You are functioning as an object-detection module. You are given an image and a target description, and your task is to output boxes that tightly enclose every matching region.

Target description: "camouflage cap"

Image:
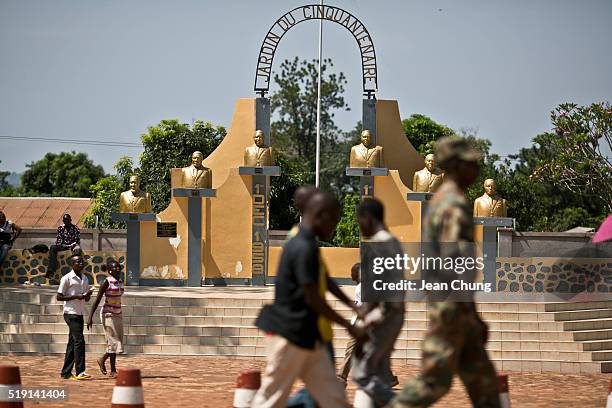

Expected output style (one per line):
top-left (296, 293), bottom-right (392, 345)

top-left (434, 136), bottom-right (482, 168)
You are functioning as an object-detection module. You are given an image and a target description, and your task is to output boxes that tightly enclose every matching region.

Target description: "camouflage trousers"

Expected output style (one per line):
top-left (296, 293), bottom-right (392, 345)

top-left (390, 302), bottom-right (500, 408)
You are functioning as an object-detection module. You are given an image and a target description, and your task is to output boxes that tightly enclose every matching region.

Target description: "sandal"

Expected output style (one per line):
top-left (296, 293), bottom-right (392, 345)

top-left (109, 371), bottom-right (117, 378)
top-left (97, 357), bottom-right (107, 375)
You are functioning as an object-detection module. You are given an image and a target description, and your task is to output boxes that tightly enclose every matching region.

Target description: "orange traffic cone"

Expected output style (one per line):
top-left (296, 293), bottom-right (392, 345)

top-left (0, 365), bottom-right (23, 408)
top-left (606, 378), bottom-right (612, 408)
top-left (498, 373), bottom-right (510, 408)
top-left (233, 369), bottom-right (260, 408)
top-left (111, 368), bottom-right (145, 408)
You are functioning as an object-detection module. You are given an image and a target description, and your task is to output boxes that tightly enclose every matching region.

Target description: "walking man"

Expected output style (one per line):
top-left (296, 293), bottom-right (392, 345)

top-left (57, 255), bottom-right (93, 380)
top-left (252, 191), bottom-right (366, 408)
top-left (46, 214), bottom-right (82, 280)
top-left (352, 198), bottom-right (404, 407)
top-left (0, 210), bottom-right (22, 271)
top-left (390, 137), bottom-right (500, 407)
top-left (337, 262), bottom-right (362, 385)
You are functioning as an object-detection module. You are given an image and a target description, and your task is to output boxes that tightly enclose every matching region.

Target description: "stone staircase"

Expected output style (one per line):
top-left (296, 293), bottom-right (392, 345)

top-left (0, 287), bottom-right (610, 373)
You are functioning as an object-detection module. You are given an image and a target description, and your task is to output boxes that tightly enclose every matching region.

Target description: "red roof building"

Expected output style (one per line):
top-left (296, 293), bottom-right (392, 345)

top-left (0, 197), bottom-right (93, 228)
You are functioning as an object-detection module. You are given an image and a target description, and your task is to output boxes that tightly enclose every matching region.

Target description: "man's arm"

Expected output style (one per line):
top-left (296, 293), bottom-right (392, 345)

top-left (87, 280), bottom-right (108, 329)
top-left (326, 275), bottom-right (356, 310)
top-left (74, 227), bottom-right (81, 248)
top-left (57, 292), bottom-right (84, 302)
top-left (303, 284), bottom-right (366, 341)
top-left (10, 223), bottom-right (22, 244)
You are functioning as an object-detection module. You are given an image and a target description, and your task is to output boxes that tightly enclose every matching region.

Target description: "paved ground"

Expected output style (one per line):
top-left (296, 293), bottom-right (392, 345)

top-left (1, 354), bottom-right (608, 407)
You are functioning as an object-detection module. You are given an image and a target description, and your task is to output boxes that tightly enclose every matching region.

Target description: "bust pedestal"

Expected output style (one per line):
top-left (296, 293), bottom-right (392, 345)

top-left (345, 167), bottom-right (389, 199)
top-left (111, 212), bottom-right (156, 286)
top-left (239, 166), bottom-right (281, 286)
top-left (474, 217), bottom-right (514, 291)
top-left (171, 188), bottom-right (216, 287)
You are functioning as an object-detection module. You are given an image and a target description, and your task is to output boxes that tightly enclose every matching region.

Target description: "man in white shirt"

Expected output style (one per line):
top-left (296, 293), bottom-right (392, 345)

top-left (57, 255), bottom-right (93, 380)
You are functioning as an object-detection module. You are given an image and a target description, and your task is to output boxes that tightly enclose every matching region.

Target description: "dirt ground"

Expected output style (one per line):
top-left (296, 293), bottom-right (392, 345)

top-left (0, 354), bottom-right (608, 407)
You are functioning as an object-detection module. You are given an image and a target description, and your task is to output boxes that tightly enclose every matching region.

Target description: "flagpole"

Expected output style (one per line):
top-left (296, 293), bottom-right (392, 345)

top-left (315, 0), bottom-right (323, 188)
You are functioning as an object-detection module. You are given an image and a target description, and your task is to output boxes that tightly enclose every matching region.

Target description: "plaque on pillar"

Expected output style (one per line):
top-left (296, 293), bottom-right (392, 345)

top-left (239, 166), bottom-right (281, 176)
top-left (475, 217), bottom-right (515, 292)
top-left (345, 167), bottom-right (389, 177)
top-left (406, 192), bottom-right (433, 202)
top-left (172, 188), bottom-right (217, 198)
top-left (474, 217), bottom-right (514, 228)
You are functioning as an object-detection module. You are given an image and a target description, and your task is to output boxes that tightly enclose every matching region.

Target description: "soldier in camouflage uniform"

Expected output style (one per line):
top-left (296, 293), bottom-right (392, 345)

top-left (390, 137), bottom-right (501, 408)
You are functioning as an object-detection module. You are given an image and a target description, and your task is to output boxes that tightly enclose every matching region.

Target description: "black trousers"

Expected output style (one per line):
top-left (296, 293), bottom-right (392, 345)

top-left (48, 245), bottom-right (82, 274)
top-left (61, 314), bottom-right (86, 377)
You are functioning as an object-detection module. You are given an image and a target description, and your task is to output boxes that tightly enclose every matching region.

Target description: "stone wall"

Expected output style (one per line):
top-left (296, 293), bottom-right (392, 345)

top-left (496, 257), bottom-right (612, 293)
top-left (12, 228), bottom-right (126, 252)
top-left (498, 230), bottom-right (595, 257)
top-left (0, 249), bottom-right (126, 286)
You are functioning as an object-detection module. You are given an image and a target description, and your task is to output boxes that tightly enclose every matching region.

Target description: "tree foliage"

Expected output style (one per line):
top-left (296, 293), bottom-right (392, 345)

top-left (531, 102), bottom-right (611, 212)
top-left (271, 57), bottom-right (349, 167)
top-left (269, 151), bottom-right (311, 230)
top-left (139, 120), bottom-right (225, 213)
top-left (0, 161), bottom-right (16, 196)
top-left (20, 152), bottom-right (104, 197)
top-left (83, 157), bottom-right (135, 229)
top-left (332, 193), bottom-right (360, 247)
top-left (402, 114), bottom-right (454, 155)
top-left (268, 57), bottom-right (358, 237)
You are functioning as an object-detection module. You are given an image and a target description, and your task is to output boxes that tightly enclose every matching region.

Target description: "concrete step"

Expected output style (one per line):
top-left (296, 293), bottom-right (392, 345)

top-left (564, 318), bottom-right (612, 331)
top-left (573, 328), bottom-right (612, 341)
top-left (553, 309), bottom-right (612, 322)
top-left (0, 332), bottom-right (586, 356)
top-left (581, 339), bottom-right (612, 351)
top-left (545, 301), bottom-right (612, 313)
top-left (591, 351), bottom-right (612, 361)
top-left (600, 361), bottom-right (612, 373)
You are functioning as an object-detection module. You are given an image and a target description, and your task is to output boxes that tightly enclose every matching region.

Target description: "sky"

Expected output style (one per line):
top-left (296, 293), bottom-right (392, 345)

top-left (1, 0), bottom-right (611, 174)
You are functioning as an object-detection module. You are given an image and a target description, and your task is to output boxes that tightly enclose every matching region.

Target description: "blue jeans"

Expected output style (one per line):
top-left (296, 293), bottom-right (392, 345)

top-left (0, 243), bottom-right (11, 270)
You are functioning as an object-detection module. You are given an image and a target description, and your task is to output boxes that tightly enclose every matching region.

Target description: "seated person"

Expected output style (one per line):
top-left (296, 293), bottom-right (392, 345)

top-left (0, 210), bottom-right (22, 271)
top-left (46, 214), bottom-right (82, 280)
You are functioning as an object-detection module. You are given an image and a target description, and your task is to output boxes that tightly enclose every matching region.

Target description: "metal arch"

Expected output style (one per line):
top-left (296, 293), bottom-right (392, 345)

top-left (254, 5), bottom-right (378, 98)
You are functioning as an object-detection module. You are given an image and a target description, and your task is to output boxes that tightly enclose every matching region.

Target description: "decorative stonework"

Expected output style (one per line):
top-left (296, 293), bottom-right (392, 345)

top-left (0, 249), bottom-right (126, 286)
top-left (496, 257), bottom-right (612, 293)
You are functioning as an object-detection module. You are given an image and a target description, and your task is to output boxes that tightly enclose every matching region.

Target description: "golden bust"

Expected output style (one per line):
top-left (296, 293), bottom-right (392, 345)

top-left (349, 130), bottom-right (384, 168)
top-left (244, 130), bottom-right (274, 167)
top-left (473, 178), bottom-right (507, 217)
top-left (119, 175), bottom-right (152, 213)
top-left (412, 153), bottom-right (444, 193)
top-left (180, 151), bottom-right (212, 189)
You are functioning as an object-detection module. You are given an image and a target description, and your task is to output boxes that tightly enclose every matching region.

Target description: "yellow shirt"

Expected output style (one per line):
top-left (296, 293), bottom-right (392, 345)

top-left (317, 261), bottom-right (333, 343)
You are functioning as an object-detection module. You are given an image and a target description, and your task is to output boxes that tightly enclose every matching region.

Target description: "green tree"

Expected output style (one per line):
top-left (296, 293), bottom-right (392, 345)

top-left (83, 177), bottom-right (124, 229)
top-left (139, 120), bottom-right (225, 213)
top-left (402, 114), bottom-right (454, 155)
top-left (20, 152), bottom-right (105, 197)
top-left (269, 57), bottom-right (356, 232)
top-left (271, 57), bottom-right (349, 169)
top-left (532, 102), bottom-right (612, 213)
top-left (0, 161), bottom-right (16, 196)
top-left (332, 193), bottom-right (360, 247)
top-left (269, 152), bottom-right (311, 230)
top-left (83, 157), bottom-right (135, 229)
